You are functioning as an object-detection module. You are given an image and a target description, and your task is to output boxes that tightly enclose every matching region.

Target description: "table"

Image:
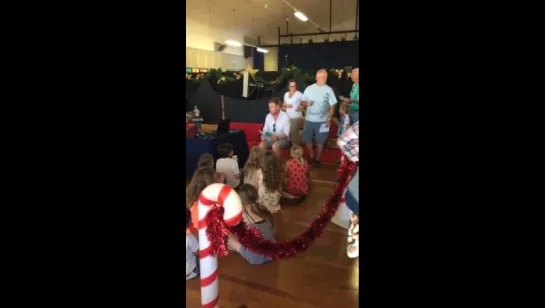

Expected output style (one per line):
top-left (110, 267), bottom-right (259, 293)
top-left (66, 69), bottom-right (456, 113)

top-left (185, 130), bottom-right (250, 179)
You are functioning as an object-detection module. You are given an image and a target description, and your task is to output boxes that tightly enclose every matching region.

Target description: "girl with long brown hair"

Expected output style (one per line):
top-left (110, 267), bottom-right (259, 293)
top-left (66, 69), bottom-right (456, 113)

top-left (243, 146), bottom-right (262, 188)
top-left (256, 151), bottom-right (297, 212)
top-left (197, 153), bottom-right (226, 183)
top-left (256, 151), bottom-right (282, 213)
top-left (186, 167), bottom-right (216, 234)
top-left (227, 184), bottom-right (275, 265)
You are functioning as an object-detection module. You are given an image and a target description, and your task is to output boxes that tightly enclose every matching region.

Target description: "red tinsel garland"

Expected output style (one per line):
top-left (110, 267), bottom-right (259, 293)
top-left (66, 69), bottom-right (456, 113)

top-left (205, 156), bottom-right (357, 259)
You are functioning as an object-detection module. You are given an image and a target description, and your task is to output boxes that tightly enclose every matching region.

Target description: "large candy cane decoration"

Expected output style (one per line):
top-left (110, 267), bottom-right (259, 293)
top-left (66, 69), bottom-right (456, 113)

top-left (198, 183), bottom-right (243, 308)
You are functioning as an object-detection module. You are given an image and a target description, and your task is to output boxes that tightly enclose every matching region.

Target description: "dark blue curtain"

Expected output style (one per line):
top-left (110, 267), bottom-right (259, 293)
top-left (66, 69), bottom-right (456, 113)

top-left (254, 52), bottom-right (264, 71)
top-left (278, 41), bottom-right (359, 70)
top-left (223, 97), bottom-right (269, 123)
top-left (187, 80), bottom-right (222, 124)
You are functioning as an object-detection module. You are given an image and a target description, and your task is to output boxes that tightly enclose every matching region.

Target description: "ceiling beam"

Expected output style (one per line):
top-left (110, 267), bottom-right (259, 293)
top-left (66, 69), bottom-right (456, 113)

top-left (329, 0), bottom-right (332, 32)
top-left (258, 40), bottom-right (357, 48)
top-left (279, 30), bottom-right (358, 38)
top-left (355, 0), bottom-right (359, 38)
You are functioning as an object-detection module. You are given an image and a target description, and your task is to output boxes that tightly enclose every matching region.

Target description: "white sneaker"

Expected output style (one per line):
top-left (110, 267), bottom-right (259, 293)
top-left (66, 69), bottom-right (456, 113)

top-left (347, 213), bottom-right (359, 258)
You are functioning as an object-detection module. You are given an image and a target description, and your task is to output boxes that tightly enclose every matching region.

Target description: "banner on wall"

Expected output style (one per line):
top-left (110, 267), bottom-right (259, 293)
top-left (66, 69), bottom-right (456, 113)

top-left (186, 67), bottom-right (211, 73)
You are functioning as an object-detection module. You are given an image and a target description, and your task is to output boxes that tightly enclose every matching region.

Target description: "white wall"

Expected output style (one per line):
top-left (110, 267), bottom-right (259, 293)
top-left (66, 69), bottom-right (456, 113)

top-left (186, 17), bottom-right (254, 70)
top-left (186, 47), bottom-right (252, 71)
top-left (186, 17), bottom-right (244, 56)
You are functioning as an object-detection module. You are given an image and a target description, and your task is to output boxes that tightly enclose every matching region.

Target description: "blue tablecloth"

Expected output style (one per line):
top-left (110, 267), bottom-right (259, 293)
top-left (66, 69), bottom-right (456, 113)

top-left (186, 130), bottom-right (249, 179)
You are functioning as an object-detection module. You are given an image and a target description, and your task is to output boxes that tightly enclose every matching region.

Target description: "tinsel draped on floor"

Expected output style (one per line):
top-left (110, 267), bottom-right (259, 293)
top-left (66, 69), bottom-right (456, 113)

top-left (205, 156), bottom-right (357, 259)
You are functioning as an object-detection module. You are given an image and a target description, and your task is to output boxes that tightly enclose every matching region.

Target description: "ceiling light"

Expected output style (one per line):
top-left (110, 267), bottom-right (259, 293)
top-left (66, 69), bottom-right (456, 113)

top-left (225, 40), bottom-right (242, 47)
top-left (256, 48), bottom-right (268, 53)
top-left (294, 11), bottom-right (308, 22)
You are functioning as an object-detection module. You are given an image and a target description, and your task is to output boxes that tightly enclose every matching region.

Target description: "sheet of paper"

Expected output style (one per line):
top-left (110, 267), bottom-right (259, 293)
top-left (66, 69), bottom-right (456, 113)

top-left (319, 123), bottom-right (330, 133)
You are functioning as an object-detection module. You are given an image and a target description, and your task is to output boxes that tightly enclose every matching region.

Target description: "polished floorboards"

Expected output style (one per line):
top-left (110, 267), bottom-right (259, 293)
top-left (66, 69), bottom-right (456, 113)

top-left (186, 163), bottom-right (359, 308)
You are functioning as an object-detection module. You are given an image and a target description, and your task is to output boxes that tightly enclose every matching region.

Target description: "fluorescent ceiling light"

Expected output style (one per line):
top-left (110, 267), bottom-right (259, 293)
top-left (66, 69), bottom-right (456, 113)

top-left (225, 40), bottom-right (242, 47)
top-left (256, 48), bottom-right (268, 53)
top-left (294, 11), bottom-right (308, 22)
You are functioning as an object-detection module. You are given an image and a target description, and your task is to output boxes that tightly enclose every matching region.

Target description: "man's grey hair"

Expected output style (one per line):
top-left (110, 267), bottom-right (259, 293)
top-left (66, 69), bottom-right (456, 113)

top-left (316, 69), bottom-right (328, 75)
top-left (352, 68), bottom-right (359, 73)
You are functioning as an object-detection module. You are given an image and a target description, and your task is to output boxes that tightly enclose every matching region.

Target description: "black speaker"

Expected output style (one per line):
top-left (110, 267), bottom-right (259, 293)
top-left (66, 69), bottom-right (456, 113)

top-left (243, 46), bottom-right (254, 59)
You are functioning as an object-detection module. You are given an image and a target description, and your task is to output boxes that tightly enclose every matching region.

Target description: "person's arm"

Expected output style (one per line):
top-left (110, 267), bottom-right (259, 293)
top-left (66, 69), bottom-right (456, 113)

top-left (232, 162), bottom-right (241, 179)
top-left (326, 88), bottom-right (338, 126)
top-left (260, 117), bottom-right (269, 140)
top-left (216, 172), bottom-right (226, 183)
top-left (283, 161), bottom-right (289, 178)
top-left (188, 234), bottom-right (199, 256)
top-left (300, 88), bottom-right (313, 107)
top-left (351, 93), bottom-right (360, 105)
top-left (276, 118), bottom-right (291, 140)
top-left (344, 115), bottom-right (350, 131)
top-left (256, 169), bottom-right (262, 187)
top-left (290, 92), bottom-right (301, 110)
top-left (273, 118), bottom-right (290, 140)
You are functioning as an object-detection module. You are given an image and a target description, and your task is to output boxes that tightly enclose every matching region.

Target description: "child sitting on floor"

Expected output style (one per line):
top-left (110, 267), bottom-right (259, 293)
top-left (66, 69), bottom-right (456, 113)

top-left (256, 152), bottom-right (297, 212)
top-left (243, 146), bottom-right (262, 188)
top-left (197, 153), bottom-right (226, 183)
top-left (186, 167), bottom-right (217, 235)
top-left (282, 145), bottom-right (309, 200)
top-left (215, 143), bottom-right (241, 188)
top-left (227, 184), bottom-right (274, 265)
top-left (186, 207), bottom-right (200, 280)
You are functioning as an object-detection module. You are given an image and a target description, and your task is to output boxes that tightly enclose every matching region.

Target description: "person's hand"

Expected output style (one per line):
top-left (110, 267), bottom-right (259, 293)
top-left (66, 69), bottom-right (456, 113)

top-left (307, 100), bottom-right (313, 106)
top-left (227, 233), bottom-right (240, 251)
top-left (296, 106), bottom-right (303, 112)
top-left (259, 130), bottom-right (265, 140)
top-left (286, 104), bottom-right (293, 109)
top-left (325, 119), bottom-right (331, 127)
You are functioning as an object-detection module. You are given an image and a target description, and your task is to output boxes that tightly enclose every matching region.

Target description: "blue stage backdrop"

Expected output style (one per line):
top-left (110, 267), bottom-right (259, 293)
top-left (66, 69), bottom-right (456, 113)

top-left (223, 97), bottom-right (269, 124)
top-left (254, 41), bottom-right (359, 71)
top-left (187, 80), bottom-right (222, 125)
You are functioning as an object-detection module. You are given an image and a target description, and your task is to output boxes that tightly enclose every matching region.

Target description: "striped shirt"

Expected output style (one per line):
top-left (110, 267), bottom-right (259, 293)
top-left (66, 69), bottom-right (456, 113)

top-left (239, 221), bottom-right (275, 265)
top-left (337, 121), bottom-right (359, 161)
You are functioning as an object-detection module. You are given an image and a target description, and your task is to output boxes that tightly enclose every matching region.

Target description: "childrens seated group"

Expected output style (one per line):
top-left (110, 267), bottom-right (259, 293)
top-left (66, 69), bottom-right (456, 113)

top-left (185, 142), bottom-right (310, 279)
top-left (185, 121), bottom-right (360, 281)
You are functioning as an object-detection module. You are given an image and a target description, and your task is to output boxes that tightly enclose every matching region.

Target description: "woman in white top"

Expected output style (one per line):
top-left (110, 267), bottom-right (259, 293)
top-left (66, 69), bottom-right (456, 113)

top-left (283, 79), bottom-right (304, 145)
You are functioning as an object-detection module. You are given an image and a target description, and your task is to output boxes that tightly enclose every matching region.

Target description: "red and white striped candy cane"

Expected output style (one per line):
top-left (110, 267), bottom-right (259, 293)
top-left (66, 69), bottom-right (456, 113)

top-left (198, 183), bottom-right (243, 308)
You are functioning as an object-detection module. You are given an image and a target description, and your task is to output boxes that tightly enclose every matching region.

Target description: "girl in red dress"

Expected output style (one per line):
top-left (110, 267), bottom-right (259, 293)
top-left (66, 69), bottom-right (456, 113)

top-left (283, 145), bottom-right (309, 199)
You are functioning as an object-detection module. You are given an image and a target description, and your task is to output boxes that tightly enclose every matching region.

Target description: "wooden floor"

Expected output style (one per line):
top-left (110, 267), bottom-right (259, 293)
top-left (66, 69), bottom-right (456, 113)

top-left (186, 163), bottom-right (359, 308)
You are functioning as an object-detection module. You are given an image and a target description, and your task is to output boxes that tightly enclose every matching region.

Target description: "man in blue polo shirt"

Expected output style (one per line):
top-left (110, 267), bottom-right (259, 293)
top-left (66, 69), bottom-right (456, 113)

top-left (300, 69), bottom-right (338, 167)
